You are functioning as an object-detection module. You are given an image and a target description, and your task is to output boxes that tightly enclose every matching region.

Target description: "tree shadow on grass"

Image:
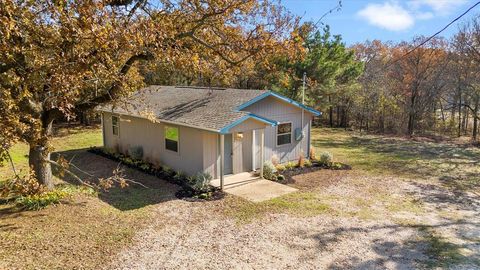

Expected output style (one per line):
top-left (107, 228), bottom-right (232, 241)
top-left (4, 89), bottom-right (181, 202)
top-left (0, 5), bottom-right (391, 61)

top-left (313, 133), bottom-right (480, 193)
top-left (297, 220), bottom-right (480, 269)
top-left (52, 149), bottom-right (178, 211)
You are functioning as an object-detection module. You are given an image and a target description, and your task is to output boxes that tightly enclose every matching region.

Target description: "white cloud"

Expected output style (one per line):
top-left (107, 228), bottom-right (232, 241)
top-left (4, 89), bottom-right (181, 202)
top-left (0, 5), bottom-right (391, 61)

top-left (415, 11), bottom-right (434, 20)
top-left (408, 0), bottom-right (468, 15)
top-left (357, 2), bottom-right (415, 31)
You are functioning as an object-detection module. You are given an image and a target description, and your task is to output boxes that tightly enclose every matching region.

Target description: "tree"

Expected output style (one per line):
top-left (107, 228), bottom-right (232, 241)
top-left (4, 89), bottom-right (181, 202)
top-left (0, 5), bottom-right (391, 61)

top-left (389, 37), bottom-right (449, 136)
top-left (262, 24), bottom-right (363, 126)
top-left (0, 0), bottom-right (294, 189)
top-left (454, 16), bottom-right (480, 141)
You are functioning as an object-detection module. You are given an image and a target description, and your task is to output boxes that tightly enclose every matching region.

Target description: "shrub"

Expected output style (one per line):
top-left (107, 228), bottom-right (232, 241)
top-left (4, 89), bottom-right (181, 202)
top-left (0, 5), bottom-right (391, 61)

top-left (275, 164), bottom-right (286, 172)
top-left (262, 161), bottom-right (277, 180)
top-left (319, 152), bottom-right (333, 166)
top-left (16, 190), bottom-right (68, 210)
top-left (276, 175), bottom-right (285, 181)
top-left (129, 146), bottom-right (143, 159)
top-left (309, 147), bottom-right (316, 160)
top-left (304, 159), bottom-right (313, 167)
top-left (271, 154), bottom-right (279, 166)
top-left (162, 166), bottom-right (174, 177)
top-left (173, 171), bottom-right (187, 184)
top-left (285, 161), bottom-right (296, 170)
top-left (190, 172), bottom-right (212, 193)
top-left (139, 163), bottom-right (151, 172)
top-left (297, 154), bottom-right (305, 168)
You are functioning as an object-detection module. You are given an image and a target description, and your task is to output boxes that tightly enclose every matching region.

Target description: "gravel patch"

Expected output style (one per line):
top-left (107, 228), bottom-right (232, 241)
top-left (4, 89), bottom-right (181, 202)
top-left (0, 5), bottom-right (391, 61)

top-left (107, 170), bottom-right (479, 270)
top-left (109, 199), bottom-right (426, 269)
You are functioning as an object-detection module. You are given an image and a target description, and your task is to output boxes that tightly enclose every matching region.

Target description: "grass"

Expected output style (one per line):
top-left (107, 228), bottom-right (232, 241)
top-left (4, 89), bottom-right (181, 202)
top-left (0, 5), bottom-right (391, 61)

top-left (1, 125), bottom-right (478, 269)
top-left (0, 196), bottom-right (152, 269)
top-left (0, 125), bottom-right (102, 180)
top-left (223, 192), bottom-right (334, 224)
top-left (311, 128), bottom-right (480, 191)
top-left (416, 225), bottom-right (473, 268)
top-left (0, 125), bottom-right (167, 269)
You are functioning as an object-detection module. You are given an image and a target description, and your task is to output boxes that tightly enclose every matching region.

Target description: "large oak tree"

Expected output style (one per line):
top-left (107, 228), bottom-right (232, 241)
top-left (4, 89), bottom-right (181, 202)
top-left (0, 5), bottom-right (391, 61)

top-left (0, 0), bottom-right (294, 188)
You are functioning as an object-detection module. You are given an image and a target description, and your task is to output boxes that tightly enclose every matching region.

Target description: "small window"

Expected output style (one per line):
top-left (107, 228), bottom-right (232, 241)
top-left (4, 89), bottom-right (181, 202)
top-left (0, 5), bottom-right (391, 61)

top-left (165, 126), bottom-right (179, 152)
top-left (276, 123), bottom-right (292, 146)
top-left (112, 115), bottom-right (119, 136)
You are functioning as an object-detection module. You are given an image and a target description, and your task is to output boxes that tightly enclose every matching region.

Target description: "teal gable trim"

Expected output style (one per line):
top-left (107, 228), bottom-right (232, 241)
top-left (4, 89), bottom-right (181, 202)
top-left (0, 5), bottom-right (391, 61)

top-left (219, 113), bottom-right (277, 134)
top-left (236, 91), bottom-right (322, 116)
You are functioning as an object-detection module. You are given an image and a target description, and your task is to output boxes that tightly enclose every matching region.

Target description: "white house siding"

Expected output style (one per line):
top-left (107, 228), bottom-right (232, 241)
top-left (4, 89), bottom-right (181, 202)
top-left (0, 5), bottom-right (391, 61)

top-left (228, 118), bottom-right (267, 133)
top-left (102, 112), bottom-right (204, 176)
top-left (202, 132), bottom-right (219, 178)
top-left (244, 96), bottom-right (313, 164)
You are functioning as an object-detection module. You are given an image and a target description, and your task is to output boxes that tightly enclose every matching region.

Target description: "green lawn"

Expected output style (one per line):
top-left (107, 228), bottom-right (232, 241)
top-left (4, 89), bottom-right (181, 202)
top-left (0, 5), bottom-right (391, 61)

top-left (0, 125), bottom-right (103, 180)
top-left (311, 128), bottom-right (480, 191)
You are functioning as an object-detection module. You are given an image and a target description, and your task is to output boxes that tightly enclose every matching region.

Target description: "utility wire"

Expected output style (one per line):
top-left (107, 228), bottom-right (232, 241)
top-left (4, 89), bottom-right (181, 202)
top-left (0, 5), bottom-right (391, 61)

top-left (385, 0), bottom-right (480, 68)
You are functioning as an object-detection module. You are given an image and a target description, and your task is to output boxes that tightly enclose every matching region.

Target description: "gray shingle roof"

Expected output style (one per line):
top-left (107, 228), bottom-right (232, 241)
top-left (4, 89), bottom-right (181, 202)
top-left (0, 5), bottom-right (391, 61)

top-left (98, 85), bottom-right (268, 131)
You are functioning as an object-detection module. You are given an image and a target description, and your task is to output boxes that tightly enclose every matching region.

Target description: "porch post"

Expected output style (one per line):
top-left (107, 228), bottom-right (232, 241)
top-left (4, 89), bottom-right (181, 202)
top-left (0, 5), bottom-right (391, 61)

top-left (220, 134), bottom-right (225, 190)
top-left (260, 128), bottom-right (265, 179)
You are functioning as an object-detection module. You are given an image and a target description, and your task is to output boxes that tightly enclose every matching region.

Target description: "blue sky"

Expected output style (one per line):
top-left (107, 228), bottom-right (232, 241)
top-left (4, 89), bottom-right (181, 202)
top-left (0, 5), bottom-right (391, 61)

top-left (282, 0), bottom-right (479, 45)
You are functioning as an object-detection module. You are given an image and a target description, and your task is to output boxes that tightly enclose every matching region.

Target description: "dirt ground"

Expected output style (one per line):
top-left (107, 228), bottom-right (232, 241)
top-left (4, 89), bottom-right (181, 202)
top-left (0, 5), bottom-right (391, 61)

top-left (108, 169), bottom-right (480, 270)
top-left (2, 128), bottom-right (479, 269)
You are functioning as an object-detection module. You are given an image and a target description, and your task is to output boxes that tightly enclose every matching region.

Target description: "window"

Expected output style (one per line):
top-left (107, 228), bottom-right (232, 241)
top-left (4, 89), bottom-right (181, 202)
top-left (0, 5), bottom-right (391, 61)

top-left (112, 115), bottom-right (119, 136)
top-left (276, 122), bottom-right (292, 146)
top-left (165, 126), bottom-right (179, 152)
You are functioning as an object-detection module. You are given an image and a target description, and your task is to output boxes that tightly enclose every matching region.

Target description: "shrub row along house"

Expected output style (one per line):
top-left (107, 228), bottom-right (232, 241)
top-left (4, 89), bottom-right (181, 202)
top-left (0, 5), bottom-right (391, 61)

top-left (97, 86), bottom-right (320, 188)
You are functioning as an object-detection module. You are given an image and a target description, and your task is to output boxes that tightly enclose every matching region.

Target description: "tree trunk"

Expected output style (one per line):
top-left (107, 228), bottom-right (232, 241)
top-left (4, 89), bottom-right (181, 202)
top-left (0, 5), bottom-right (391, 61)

top-left (407, 94), bottom-right (416, 137)
top-left (473, 97), bottom-right (479, 142)
top-left (336, 106), bottom-right (340, 127)
top-left (29, 145), bottom-right (54, 190)
top-left (458, 93), bottom-right (462, 137)
top-left (328, 96), bottom-right (333, 128)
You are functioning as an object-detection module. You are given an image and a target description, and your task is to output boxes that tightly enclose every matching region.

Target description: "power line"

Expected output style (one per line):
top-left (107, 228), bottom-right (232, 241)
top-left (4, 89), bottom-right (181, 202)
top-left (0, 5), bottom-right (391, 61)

top-left (385, 0), bottom-right (480, 68)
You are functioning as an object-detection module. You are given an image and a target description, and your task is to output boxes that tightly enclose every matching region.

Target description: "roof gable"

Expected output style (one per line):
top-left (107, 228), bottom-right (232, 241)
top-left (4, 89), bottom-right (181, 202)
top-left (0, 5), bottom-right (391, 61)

top-left (236, 91), bottom-right (321, 116)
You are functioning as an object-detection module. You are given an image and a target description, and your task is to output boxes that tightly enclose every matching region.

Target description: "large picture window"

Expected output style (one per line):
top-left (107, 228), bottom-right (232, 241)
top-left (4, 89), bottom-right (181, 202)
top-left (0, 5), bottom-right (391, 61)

top-left (276, 122), bottom-right (292, 146)
top-left (165, 126), bottom-right (179, 152)
top-left (112, 115), bottom-right (119, 136)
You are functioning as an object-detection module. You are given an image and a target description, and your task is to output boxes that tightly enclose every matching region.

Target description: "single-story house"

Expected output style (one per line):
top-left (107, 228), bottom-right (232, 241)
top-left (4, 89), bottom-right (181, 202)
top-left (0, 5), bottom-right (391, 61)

top-left (98, 85), bottom-right (320, 187)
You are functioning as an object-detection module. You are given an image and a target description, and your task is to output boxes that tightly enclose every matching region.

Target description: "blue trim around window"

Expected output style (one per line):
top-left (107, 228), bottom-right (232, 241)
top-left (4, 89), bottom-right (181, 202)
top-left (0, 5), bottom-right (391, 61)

top-left (236, 91), bottom-right (322, 116)
top-left (219, 113), bottom-right (278, 134)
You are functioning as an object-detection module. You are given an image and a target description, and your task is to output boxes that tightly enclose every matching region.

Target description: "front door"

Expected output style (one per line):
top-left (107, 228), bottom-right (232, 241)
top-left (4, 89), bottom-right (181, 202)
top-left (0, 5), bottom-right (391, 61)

top-left (224, 134), bottom-right (233, 174)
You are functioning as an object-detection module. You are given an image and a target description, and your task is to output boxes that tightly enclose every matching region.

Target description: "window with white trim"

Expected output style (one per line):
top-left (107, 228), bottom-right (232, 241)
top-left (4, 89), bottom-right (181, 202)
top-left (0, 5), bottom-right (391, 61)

top-left (165, 126), bottom-right (179, 152)
top-left (112, 115), bottom-right (119, 136)
top-left (276, 122), bottom-right (292, 146)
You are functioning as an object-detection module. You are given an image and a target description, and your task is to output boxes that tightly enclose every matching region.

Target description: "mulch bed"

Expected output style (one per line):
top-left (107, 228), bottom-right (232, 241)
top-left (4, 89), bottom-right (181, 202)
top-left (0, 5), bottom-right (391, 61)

top-left (278, 162), bottom-right (351, 185)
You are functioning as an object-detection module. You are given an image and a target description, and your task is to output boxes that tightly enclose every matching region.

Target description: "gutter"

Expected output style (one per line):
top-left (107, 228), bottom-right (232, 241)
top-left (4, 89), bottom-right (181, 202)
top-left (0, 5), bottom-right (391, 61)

top-left (96, 109), bottom-right (220, 133)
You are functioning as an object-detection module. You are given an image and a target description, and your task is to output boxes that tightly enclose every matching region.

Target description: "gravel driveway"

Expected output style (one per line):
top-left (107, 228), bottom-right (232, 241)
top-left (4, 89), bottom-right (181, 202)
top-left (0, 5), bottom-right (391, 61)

top-left (109, 199), bottom-right (425, 270)
top-left (106, 167), bottom-right (480, 270)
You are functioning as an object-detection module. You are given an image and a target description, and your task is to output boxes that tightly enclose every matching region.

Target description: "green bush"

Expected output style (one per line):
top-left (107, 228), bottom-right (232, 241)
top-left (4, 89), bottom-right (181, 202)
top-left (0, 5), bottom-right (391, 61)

top-left (173, 171), bottom-right (187, 183)
top-left (285, 161), bottom-right (297, 170)
top-left (16, 190), bottom-right (68, 210)
top-left (15, 185), bottom-right (95, 211)
top-left (304, 159), bottom-right (313, 167)
top-left (129, 146), bottom-right (143, 159)
top-left (162, 166), bottom-right (174, 177)
top-left (275, 164), bottom-right (286, 172)
top-left (263, 161), bottom-right (277, 180)
top-left (189, 172), bottom-right (212, 193)
top-left (319, 152), bottom-right (333, 166)
top-left (276, 175), bottom-right (285, 181)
